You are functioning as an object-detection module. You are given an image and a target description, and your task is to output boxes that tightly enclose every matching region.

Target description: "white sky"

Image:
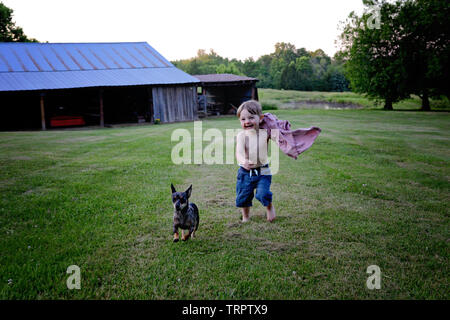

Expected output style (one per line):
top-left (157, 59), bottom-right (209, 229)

top-left (3, 0), bottom-right (365, 61)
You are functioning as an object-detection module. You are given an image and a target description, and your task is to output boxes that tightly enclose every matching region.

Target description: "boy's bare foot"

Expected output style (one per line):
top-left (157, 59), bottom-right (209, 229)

top-left (266, 203), bottom-right (276, 222)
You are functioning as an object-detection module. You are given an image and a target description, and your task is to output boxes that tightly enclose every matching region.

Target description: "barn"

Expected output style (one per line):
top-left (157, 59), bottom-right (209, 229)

top-left (0, 42), bottom-right (200, 130)
top-left (193, 74), bottom-right (259, 117)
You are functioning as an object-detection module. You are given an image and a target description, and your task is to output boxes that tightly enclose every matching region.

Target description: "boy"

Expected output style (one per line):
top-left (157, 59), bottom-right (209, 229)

top-left (235, 100), bottom-right (276, 222)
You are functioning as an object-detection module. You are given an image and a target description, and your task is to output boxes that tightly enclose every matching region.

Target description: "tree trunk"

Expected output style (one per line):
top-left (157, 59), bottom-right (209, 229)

top-left (384, 98), bottom-right (393, 110)
top-left (421, 90), bottom-right (430, 111)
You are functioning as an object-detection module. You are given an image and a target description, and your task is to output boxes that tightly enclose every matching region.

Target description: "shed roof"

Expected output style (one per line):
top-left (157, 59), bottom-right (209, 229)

top-left (0, 42), bottom-right (199, 91)
top-left (193, 74), bottom-right (258, 84)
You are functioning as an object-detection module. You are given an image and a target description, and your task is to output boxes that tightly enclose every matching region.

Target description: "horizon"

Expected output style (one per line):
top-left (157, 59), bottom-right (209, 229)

top-left (2, 0), bottom-right (366, 61)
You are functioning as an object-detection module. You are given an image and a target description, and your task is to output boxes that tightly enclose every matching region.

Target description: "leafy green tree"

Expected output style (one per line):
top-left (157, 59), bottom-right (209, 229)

top-left (253, 54), bottom-right (273, 88)
top-left (340, 0), bottom-right (449, 110)
top-left (339, 0), bottom-right (409, 110)
top-left (270, 57), bottom-right (287, 89)
top-left (273, 42), bottom-right (299, 62)
top-left (215, 62), bottom-right (242, 75)
top-left (326, 63), bottom-right (350, 92)
top-left (309, 50), bottom-right (332, 91)
top-left (0, 2), bottom-right (37, 42)
top-left (295, 56), bottom-right (314, 91)
top-left (280, 61), bottom-right (297, 90)
top-left (241, 57), bottom-right (259, 78)
top-left (397, 0), bottom-right (450, 110)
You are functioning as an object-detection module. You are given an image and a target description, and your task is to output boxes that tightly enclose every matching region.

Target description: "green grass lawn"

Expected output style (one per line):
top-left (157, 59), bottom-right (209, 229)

top-left (1, 109), bottom-right (449, 299)
top-left (259, 88), bottom-right (450, 110)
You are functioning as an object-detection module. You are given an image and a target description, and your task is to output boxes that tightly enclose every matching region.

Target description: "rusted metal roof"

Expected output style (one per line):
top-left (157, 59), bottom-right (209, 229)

top-left (0, 42), bottom-right (199, 91)
top-left (193, 73), bottom-right (258, 83)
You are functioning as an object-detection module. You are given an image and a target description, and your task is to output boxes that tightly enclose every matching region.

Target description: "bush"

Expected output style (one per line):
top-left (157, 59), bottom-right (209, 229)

top-left (262, 103), bottom-right (278, 111)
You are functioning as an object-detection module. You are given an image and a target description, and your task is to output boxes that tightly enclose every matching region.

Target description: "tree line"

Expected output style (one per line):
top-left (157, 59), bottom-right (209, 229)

top-left (2, 0), bottom-right (448, 110)
top-left (174, 0), bottom-right (449, 110)
top-left (172, 44), bottom-right (350, 92)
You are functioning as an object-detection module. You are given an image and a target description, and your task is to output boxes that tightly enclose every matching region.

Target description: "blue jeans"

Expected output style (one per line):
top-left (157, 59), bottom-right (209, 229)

top-left (235, 167), bottom-right (272, 207)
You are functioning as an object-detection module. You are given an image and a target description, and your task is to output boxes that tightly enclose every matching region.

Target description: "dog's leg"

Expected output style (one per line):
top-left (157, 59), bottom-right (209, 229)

top-left (173, 226), bottom-right (179, 242)
top-left (182, 230), bottom-right (191, 241)
top-left (187, 226), bottom-right (196, 240)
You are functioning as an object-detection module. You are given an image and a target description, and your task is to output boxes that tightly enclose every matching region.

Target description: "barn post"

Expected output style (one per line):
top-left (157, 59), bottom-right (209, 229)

top-left (147, 87), bottom-right (153, 122)
top-left (99, 88), bottom-right (104, 127)
top-left (251, 86), bottom-right (258, 101)
top-left (40, 92), bottom-right (46, 130)
top-left (202, 87), bottom-right (207, 117)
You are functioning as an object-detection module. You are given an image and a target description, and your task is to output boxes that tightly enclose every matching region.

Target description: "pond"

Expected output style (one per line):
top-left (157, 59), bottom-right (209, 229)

top-left (281, 100), bottom-right (363, 110)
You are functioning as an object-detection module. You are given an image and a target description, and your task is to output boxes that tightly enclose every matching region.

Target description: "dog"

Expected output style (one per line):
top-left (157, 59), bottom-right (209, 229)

top-left (171, 184), bottom-right (199, 242)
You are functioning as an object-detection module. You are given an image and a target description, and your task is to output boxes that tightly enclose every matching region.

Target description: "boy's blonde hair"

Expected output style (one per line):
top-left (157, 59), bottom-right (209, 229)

top-left (236, 100), bottom-right (262, 117)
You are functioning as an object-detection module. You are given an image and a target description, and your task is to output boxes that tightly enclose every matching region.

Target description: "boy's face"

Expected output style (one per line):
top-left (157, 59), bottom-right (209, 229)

top-left (239, 109), bottom-right (264, 130)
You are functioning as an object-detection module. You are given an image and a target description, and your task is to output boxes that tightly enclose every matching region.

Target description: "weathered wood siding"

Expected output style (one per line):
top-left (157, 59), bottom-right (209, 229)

top-left (152, 86), bottom-right (197, 123)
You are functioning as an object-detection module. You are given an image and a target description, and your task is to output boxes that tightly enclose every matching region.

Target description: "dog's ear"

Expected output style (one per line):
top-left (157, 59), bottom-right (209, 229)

top-left (171, 183), bottom-right (176, 194)
top-left (185, 184), bottom-right (192, 198)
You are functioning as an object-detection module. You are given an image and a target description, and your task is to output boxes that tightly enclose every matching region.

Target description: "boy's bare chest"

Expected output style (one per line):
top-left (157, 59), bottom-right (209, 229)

top-left (243, 131), bottom-right (269, 158)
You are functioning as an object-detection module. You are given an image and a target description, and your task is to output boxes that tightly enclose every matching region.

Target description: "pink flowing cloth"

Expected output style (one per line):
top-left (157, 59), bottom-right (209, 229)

top-left (260, 113), bottom-right (321, 160)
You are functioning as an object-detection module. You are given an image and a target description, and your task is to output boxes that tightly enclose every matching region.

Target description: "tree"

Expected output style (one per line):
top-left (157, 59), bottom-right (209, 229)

top-left (241, 57), bottom-right (259, 78)
top-left (309, 50), bottom-right (332, 91)
top-left (339, 0), bottom-right (409, 110)
top-left (273, 42), bottom-right (299, 62)
top-left (215, 62), bottom-right (242, 75)
top-left (254, 54), bottom-right (273, 88)
top-left (0, 2), bottom-right (37, 42)
top-left (295, 56), bottom-right (314, 91)
top-left (339, 0), bottom-right (449, 110)
top-left (325, 63), bottom-right (350, 92)
top-left (397, 0), bottom-right (450, 110)
top-left (280, 61), bottom-right (298, 90)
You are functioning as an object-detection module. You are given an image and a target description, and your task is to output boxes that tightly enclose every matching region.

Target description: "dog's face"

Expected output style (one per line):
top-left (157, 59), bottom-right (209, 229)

top-left (171, 184), bottom-right (192, 212)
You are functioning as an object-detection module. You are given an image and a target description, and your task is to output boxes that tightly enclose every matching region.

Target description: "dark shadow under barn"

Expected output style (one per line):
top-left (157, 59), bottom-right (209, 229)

top-left (0, 84), bottom-right (198, 130)
top-left (193, 74), bottom-right (259, 117)
top-left (1, 86), bottom-right (151, 130)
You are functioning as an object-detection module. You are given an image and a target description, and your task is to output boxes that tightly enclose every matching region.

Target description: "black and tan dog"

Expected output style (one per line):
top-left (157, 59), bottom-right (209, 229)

top-left (171, 184), bottom-right (199, 242)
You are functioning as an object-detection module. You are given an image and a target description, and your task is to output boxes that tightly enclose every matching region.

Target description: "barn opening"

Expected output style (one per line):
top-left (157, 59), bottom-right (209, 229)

top-left (193, 74), bottom-right (259, 117)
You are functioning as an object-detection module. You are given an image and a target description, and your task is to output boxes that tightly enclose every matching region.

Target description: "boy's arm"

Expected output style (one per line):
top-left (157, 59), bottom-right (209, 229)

top-left (236, 132), bottom-right (252, 170)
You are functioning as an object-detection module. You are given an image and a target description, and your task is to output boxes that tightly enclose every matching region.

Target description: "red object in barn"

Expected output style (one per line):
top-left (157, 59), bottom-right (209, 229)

top-left (50, 115), bottom-right (86, 127)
